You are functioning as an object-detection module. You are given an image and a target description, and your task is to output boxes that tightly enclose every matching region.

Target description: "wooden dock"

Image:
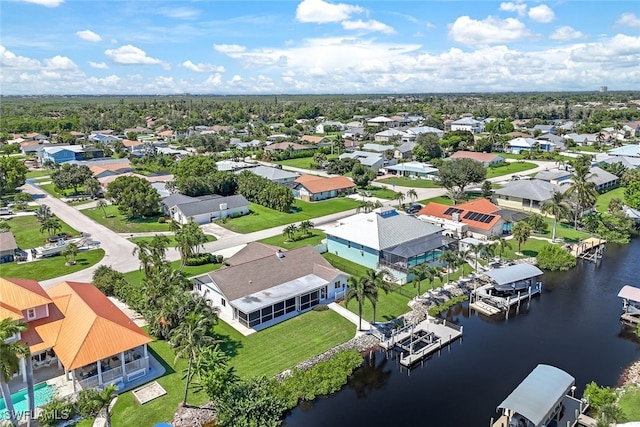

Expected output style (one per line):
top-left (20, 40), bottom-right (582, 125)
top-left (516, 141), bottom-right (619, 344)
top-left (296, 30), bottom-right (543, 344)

top-left (569, 238), bottom-right (606, 261)
top-left (470, 282), bottom-right (542, 318)
top-left (621, 312), bottom-right (640, 326)
top-left (379, 318), bottom-right (463, 367)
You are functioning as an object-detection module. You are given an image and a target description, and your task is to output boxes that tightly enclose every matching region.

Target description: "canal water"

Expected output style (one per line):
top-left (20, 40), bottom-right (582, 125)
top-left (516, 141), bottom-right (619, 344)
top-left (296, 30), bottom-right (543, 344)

top-left (285, 239), bottom-right (640, 427)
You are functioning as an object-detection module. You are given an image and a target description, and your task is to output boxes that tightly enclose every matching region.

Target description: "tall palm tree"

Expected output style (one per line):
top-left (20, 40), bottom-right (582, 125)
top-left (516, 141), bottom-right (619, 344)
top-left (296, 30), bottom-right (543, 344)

top-left (170, 307), bottom-right (217, 407)
top-left (364, 269), bottom-right (393, 323)
top-left (282, 224), bottom-right (298, 241)
top-left (96, 199), bottom-right (108, 218)
top-left (566, 160), bottom-right (599, 229)
top-left (406, 189), bottom-right (418, 204)
top-left (408, 264), bottom-right (427, 297)
top-left (427, 266), bottom-right (441, 290)
top-left (395, 191), bottom-right (405, 208)
top-left (541, 190), bottom-right (571, 241)
top-left (457, 249), bottom-right (472, 279)
top-left (512, 222), bottom-right (531, 253)
top-left (298, 220), bottom-right (314, 237)
top-left (175, 220), bottom-right (208, 269)
top-left (345, 276), bottom-right (376, 330)
top-left (439, 250), bottom-right (459, 284)
top-left (35, 204), bottom-right (52, 223)
top-left (491, 236), bottom-right (512, 261)
top-left (88, 384), bottom-right (118, 427)
top-left (40, 217), bottom-right (61, 237)
top-left (0, 318), bottom-right (29, 427)
top-left (470, 244), bottom-right (483, 273)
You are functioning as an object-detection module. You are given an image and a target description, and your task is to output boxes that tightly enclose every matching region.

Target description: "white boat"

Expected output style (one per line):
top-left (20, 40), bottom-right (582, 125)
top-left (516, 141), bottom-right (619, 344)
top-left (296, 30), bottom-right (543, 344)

top-left (33, 237), bottom-right (84, 257)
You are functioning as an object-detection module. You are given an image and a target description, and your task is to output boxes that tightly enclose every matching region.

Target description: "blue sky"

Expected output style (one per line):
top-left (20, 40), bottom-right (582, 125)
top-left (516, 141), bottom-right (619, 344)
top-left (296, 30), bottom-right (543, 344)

top-left (1, 0), bottom-right (639, 95)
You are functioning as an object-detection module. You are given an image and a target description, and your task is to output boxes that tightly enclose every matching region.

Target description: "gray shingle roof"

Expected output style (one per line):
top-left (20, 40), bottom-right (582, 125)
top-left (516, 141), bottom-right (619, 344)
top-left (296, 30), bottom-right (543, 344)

top-left (494, 179), bottom-right (559, 201)
top-left (242, 165), bottom-right (299, 181)
top-left (0, 232), bottom-right (17, 251)
top-left (174, 194), bottom-right (249, 217)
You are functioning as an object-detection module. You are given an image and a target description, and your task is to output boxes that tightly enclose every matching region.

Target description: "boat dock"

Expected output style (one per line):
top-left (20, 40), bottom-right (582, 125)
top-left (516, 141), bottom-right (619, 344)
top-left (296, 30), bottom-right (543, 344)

top-left (470, 282), bottom-right (542, 317)
top-left (618, 285), bottom-right (640, 326)
top-left (569, 237), bottom-right (606, 262)
top-left (379, 317), bottom-right (463, 367)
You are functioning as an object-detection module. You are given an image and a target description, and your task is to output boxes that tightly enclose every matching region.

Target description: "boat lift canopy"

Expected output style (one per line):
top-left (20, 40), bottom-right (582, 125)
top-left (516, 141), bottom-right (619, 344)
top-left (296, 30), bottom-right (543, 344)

top-left (497, 364), bottom-right (574, 426)
top-left (618, 285), bottom-right (640, 303)
top-left (484, 264), bottom-right (543, 286)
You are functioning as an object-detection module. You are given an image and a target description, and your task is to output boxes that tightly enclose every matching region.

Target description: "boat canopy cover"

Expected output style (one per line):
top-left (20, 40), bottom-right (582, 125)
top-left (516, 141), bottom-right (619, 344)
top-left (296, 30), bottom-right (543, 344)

top-left (497, 364), bottom-right (574, 426)
top-left (484, 264), bottom-right (543, 286)
top-left (618, 285), bottom-right (640, 303)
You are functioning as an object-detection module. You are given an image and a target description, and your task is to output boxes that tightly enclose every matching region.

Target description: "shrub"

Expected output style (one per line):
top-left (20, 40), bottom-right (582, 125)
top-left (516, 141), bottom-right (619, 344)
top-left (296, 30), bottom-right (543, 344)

top-left (186, 253), bottom-right (214, 266)
top-left (312, 304), bottom-right (329, 312)
top-left (428, 295), bottom-right (468, 317)
top-left (216, 254), bottom-right (224, 264)
top-left (526, 213), bottom-right (548, 233)
top-left (75, 389), bottom-right (105, 418)
top-left (157, 216), bottom-right (166, 223)
top-left (37, 396), bottom-right (76, 427)
top-left (536, 244), bottom-right (576, 271)
top-left (583, 381), bottom-right (617, 411)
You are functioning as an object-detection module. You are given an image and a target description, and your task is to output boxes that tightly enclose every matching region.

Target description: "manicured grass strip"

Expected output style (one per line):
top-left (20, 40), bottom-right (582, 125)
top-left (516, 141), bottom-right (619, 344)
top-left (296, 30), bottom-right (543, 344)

top-left (82, 205), bottom-right (171, 233)
top-left (378, 176), bottom-right (442, 189)
top-left (220, 199), bottom-right (359, 234)
top-left (275, 154), bottom-right (338, 170)
top-left (0, 249), bottom-right (104, 280)
top-left (26, 169), bottom-right (52, 178)
top-left (485, 161), bottom-right (538, 179)
top-left (123, 260), bottom-right (222, 286)
top-left (596, 187), bottom-right (625, 213)
top-left (214, 310), bottom-right (355, 378)
top-left (258, 229), bottom-right (326, 249)
top-left (358, 187), bottom-right (397, 199)
top-left (531, 219), bottom-right (591, 243)
top-left (619, 384), bottom-right (640, 421)
top-left (38, 183), bottom-right (85, 199)
top-left (110, 337), bottom-right (208, 427)
top-left (129, 234), bottom-right (215, 248)
top-left (3, 215), bottom-right (78, 249)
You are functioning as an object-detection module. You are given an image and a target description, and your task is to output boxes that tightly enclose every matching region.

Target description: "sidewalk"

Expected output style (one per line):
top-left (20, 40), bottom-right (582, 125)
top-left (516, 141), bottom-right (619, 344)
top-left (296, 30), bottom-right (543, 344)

top-left (328, 302), bottom-right (371, 335)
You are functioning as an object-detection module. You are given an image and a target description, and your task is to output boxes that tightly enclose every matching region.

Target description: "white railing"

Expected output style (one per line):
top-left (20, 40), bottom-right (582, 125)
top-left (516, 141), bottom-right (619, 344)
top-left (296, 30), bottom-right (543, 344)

top-left (78, 375), bottom-right (99, 390)
top-left (124, 358), bottom-right (146, 374)
top-left (101, 366), bottom-right (122, 384)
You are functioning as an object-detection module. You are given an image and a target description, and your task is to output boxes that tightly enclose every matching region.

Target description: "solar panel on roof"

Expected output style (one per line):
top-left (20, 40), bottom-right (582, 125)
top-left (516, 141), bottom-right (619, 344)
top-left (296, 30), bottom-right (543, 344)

top-left (444, 207), bottom-right (464, 215)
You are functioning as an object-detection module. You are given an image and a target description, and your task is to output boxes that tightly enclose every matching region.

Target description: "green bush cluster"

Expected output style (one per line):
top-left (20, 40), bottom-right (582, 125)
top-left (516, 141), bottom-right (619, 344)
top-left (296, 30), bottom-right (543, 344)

top-left (536, 244), bottom-right (576, 271)
top-left (428, 295), bottom-right (468, 317)
top-left (583, 381), bottom-right (618, 410)
top-left (157, 216), bottom-right (167, 223)
top-left (37, 387), bottom-right (113, 426)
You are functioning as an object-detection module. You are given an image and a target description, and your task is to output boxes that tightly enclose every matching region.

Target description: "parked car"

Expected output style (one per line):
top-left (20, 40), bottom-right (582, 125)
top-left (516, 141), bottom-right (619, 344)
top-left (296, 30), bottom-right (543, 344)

top-left (405, 204), bottom-right (422, 214)
top-left (0, 207), bottom-right (14, 215)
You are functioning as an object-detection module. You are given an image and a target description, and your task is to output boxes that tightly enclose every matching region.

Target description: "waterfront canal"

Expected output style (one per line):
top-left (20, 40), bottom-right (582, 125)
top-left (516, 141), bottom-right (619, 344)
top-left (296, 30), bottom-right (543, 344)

top-left (285, 239), bottom-right (640, 427)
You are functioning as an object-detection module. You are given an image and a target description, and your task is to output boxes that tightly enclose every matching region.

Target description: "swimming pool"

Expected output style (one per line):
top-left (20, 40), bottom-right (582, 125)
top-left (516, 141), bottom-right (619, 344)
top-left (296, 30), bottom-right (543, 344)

top-left (0, 383), bottom-right (57, 419)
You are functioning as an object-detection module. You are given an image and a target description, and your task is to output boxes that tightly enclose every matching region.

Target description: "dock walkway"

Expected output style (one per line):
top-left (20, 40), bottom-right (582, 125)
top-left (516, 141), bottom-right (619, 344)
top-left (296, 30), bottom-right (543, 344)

top-left (470, 282), bottom-right (542, 317)
top-left (569, 238), bottom-right (606, 260)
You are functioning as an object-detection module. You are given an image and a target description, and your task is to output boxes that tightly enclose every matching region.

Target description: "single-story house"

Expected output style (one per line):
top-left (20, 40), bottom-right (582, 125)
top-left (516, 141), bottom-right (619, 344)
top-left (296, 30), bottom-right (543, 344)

top-left (20, 141), bottom-right (42, 155)
top-left (315, 121), bottom-right (346, 134)
top-left (192, 245), bottom-right (348, 333)
top-left (450, 151), bottom-right (505, 167)
top-left (299, 135), bottom-right (327, 145)
top-left (402, 126), bottom-right (444, 141)
top-left (383, 161), bottom-right (438, 179)
top-left (451, 117), bottom-right (484, 134)
top-left (608, 144), bottom-right (640, 158)
top-left (89, 134), bottom-right (121, 144)
top-left (506, 137), bottom-right (554, 154)
top-left (89, 162), bottom-right (133, 179)
top-left (362, 143), bottom-right (396, 153)
top-left (264, 142), bottom-right (313, 152)
top-left (418, 198), bottom-right (505, 239)
top-left (230, 139), bottom-right (262, 150)
top-left (493, 179), bottom-right (560, 213)
top-left (122, 139), bottom-right (144, 153)
top-left (243, 165), bottom-right (300, 184)
top-left (342, 127), bottom-right (365, 140)
top-left (564, 133), bottom-right (599, 146)
top-left (292, 175), bottom-right (355, 201)
top-left (98, 172), bottom-right (173, 188)
top-left (3, 277), bottom-right (153, 393)
top-left (0, 231), bottom-right (18, 263)
top-left (394, 141), bottom-right (417, 159)
top-left (374, 129), bottom-right (407, 143)
top-left (124, 127), bottom-right (153, 135)
top-left (41, 146), bottom-right (104, 164)
top-left (533, 124), bottom-right (556, 135)
top-left (366, 116), bottom-right (395, 127)
top-left (162, 193), bottom-right (250, 224)
top-left (537, 133), bottom-right (566, 151)
top-left (339, 151), bottom-right (397, 169)
top-left (535, 167), bottom-right (619, 192)
top-left (596, 154), bottom-right (640, 169)
top-left (215, 160), bottom-right (256, 172)
top-left (326, 207), bottom-right (444, 283)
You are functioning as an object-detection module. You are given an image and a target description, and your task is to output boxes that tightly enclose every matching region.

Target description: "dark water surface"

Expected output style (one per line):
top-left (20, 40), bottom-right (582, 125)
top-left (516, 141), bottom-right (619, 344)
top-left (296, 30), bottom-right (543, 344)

top-left (285, 239), bottom-right (640, 427)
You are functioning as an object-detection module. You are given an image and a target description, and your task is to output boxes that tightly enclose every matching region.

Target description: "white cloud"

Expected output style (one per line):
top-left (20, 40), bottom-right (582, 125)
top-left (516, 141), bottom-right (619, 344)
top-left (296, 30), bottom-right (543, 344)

top-left (213, 44), bottom-right (247, 54)
top-left (76, 30), bottom-right (102, 43)
top-left (341, 19), bottom-right (395, 34)
top-left (616, 13), bottom-right (640, 28)
top-left (182, 60), bottom-right (225, 73)
top-left (21, 0), bottom-right (63, 7)
top-left (500, 2), bottom-right (527, 17)
top-left (89, 61), bottom-right (108, 69)
top-left (0, 45), bottom-right (40, 69)
top-left (449, 16), bottom-right (532, 46)
top-left (104, 45), bottom-right (164, 66)
top-left (158, 7), bottom-right (200, 19)
top-left (550, 26), bottom-right (585, 41)
top-left (44, 56), bottom-right (78, 71)
top-left (295, 0), bottom-right (364, 24)
top-left (528, 5), bottom-right (555, 23)
top-left (426, 22), bottom-right (436, 29)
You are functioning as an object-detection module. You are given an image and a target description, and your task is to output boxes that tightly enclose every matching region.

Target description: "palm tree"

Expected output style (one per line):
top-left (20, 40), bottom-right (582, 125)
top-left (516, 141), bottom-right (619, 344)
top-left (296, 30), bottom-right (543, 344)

top-left (566, 159), bottom-right (599, 229)
top-left (512, 222), bottom-right (531, 254)
top-left (0, 318), bottom-right (29, 427)
top-left (408, 264), bottom-right (427, 297)
top-left (395, 191), bottom-right (405, 208)
top-left (298, 220), bottom-right (314, 237)
top-left (88, 384), bottom-right (118, 426)
top-left (96, 199), bottom-right (108, 218)
top-left (426, 266), bottom-right (441, 290)
top-left (175, 220), bottom-right (208, 269)
top-left (469, 244), bottom-right (484, 273)
top-left (170, 307), bottom-right (218, 407)
top-left (439, 250), bottom-right (459, 284)
top-left (282, 224), bottom-right (298, 242)
top-left (491, 236), bottom-right (512, 261)
top-left (406, 189), bottom-right (418, 204)
top-left (61, 242), bottom-right (79, 265)
top-left (364, 269), bottom-right (393, 324)
top-left (541, 190), bottom-right (571, 241)
top-left (345, 276), bottom-right (376, 330)
top-left (457, 249), bottom-right (472, 279)
top-left (35, 204), bottom-right (52, 222)
top-left (40, 217), bottom-right (62, 237)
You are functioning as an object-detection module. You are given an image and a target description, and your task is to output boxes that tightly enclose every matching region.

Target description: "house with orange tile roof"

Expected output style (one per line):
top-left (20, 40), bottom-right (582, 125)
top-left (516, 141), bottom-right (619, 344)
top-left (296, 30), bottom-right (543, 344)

top-left (299, 135), bottom-right (327, 145)
top-left (1, 277), bottom-right (153, 393)
top-left (417, 198), bottom-right (505, 239)
top-left (450, 151), bottom-right (505, 167)
top-left (291, 175), bottom-right (356, 201)
top-left (89, 162), bottom-right (133, 179)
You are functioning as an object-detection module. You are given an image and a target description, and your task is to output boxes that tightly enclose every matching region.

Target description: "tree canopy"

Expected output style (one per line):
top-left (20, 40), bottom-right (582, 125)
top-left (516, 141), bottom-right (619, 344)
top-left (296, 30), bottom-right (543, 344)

top-left (436, 158), bottom-right (486, 202)
top-left (106, 175), bottom-right (160, 218)
top-left (51, 163), bottom-right (93, 195)
top-left (0, 156), bottom-right (28, 197)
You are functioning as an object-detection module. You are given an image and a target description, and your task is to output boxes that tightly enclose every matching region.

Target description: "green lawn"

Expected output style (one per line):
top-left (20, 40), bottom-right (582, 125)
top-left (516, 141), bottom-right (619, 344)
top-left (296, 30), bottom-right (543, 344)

top-left (258, 228), bottom-right (326, 249)
top-left (220, 199), bottom-right (359, 234)
top-left (570, 146), bottom-right (603, 153)
top-left (1, 249), bottom-right (105, 281)
top-left (378, 176), bottom-right (442, 189)
top-left (214, 310), bottom-right (355, 378)
top-left (38, 183), bottom-right (86, 199)
top-left (275, 154), bottom-right (337, 170)
top-left (26, 169), bottom-right (51, 178)
top-left (82, 205), bottom-right (171, 233)
top-left (3, 215), bottom-right (78, 249)
top-left (619, 384), bottom-right (640, 421)
top-left (129, 234), bottom-right (216, 248)
top-left (357, 186), bottom-right (397, 199)
top-left (485, 162), bottom-right (538, 179)
top-left (418, 195), bottom-right (454, 206)
top-left (123, 260), bottom-right (222, 286)
top-left (502, 238), bottom-right (551, 258)
top-left (596, 187), bottom-right (625, 213)
top-left (533, 219), bottom-right (591, 243)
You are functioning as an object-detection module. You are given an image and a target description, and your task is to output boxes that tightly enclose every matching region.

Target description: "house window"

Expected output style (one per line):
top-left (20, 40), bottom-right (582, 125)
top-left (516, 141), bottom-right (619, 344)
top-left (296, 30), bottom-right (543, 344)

top-left (221, 299), bottom-right (226, 307)
top-left (334, 281), bottom-right (341, 289)
top-left (285, 298), bottom-right (296, 314)
top-left (194, 283), bottom-right (201, 291)
top-left (26, 308), bottom-right (36, 320)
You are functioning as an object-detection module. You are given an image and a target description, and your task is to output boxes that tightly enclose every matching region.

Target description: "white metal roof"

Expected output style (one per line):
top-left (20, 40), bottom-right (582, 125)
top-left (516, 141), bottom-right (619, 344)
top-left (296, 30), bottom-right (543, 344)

top-left (618, 285), bottom-right (640, 303)
top-left (498, 364), bottom-right (574, 426)
top-left (484, 264), bottom-right (544, 286)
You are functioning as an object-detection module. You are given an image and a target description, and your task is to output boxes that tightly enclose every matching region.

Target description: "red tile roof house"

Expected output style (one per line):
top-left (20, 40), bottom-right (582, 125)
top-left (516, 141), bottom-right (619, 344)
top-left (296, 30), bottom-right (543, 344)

top-left (1, 277), bottom-right (154, 395)
top-left (450, 151), bottom-right (505, 167)
top-left (292, 175), bottom-right (356, 201)
top-left (418, 198), bottom-right (505, 239)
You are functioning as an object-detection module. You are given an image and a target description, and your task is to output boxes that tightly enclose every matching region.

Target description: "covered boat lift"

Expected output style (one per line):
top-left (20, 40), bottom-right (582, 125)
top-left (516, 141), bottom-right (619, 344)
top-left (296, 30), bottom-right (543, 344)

top-left (618, 285), bottom-right (640, 326)
top-left (492, 364), bottom-right (588, 427)
top-left (483, 264), bottom-right (543, 293)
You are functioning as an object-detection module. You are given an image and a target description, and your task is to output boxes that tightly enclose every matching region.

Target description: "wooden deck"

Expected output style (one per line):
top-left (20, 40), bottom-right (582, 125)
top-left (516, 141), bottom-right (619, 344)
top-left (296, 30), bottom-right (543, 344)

top-left (621, 312), bottom-right (640, 326)
top-left (569, 238), bottom-right (606, 260)
top-left (380, 318), bottom-right (463, 367)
